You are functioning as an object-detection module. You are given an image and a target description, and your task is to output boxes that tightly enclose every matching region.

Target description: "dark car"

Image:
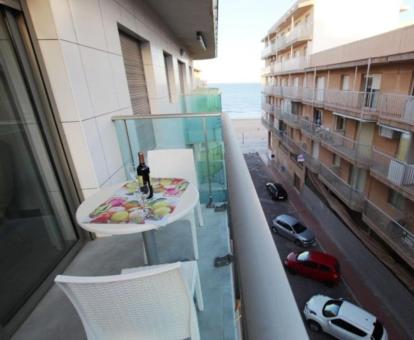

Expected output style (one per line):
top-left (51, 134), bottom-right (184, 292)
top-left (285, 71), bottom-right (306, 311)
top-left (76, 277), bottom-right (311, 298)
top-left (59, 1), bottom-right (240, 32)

top-left (284, 250), bottom-right (340, 286)
top-left (266, 182), bottom-right (288, 200)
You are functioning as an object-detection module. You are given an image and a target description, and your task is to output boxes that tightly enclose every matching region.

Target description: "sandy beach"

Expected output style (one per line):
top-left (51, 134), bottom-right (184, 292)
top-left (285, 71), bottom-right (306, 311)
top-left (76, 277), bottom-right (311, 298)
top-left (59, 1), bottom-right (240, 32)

top-left (231, 118), bottom-right (267, 153)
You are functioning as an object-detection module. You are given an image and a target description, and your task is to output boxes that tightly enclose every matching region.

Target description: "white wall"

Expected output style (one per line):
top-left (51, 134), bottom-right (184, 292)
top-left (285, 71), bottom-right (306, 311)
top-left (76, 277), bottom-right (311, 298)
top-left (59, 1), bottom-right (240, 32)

top-left (25, 0), bottom-right (196, 198)
top-left (312, 0), bottom-right (402, 53)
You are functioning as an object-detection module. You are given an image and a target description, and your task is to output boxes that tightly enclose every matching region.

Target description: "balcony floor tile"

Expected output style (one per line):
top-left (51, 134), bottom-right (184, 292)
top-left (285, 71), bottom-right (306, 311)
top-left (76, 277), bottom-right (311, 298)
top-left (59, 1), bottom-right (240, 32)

top-left (12, 206), bottom-right (237, 340)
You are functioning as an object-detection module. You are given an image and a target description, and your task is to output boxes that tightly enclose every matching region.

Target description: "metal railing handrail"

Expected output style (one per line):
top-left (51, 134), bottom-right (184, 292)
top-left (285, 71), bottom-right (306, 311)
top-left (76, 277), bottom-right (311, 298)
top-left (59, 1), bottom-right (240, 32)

top-left (112, 112), bottom-right (221, 121)
top-left (365, 199), bottom-right (414, 240)
top-left (319, 162), bottom-right (361, 193)
top-left (222, 112), bottom-right (309, 340)
top-left (371, 147), bottom-right (411, 166)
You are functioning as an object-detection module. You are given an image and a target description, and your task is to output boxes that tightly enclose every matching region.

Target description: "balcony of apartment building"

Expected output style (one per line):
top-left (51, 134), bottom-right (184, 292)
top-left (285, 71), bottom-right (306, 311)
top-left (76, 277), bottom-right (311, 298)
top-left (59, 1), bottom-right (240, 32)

top-left (318, 163), bottom-right (365, 211)
top-left (282, 85), bottom-right (304, 100)
top-left (378, 93), bottom-right (414, 127)
top-left (362, 200), bottom-right (414, 270)
top-left (280, 108), bottom-right (301, 129)
top-left (13, 107), bottom-right (308, 340)
top-left (272, 55), bottom-right (310, 74)
top-left (370, 147), bottom-right (414, 201)
top-left (263, 83), bottom-right (283, 97)
top-left (323, 89), bottom-right (380, 121)
top-left (273, 23), bottom-right (312, 54)
top-left (319, 129), bottom-right (372, 167)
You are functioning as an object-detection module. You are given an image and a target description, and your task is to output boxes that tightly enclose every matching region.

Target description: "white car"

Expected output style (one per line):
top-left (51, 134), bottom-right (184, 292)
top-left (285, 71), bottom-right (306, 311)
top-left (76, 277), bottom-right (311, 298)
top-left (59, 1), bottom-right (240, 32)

top-left (303, 295), bottom-right (388, 340)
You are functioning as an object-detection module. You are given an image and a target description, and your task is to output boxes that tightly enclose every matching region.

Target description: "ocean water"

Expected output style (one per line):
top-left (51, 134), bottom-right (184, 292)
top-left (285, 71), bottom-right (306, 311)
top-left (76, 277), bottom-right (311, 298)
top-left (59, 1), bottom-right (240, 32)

top-left (210, 83), bottom-right (261, 119)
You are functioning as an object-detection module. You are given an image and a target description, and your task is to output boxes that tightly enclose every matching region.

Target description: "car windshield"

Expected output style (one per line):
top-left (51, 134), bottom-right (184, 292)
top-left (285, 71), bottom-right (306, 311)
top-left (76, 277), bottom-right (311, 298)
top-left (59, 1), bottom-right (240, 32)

top-left (322, 300), bottom-right (343, 317)
top-left (297, 251), bottom-right (310, 262)
top-left (292, 222), bottom-right (306, 233)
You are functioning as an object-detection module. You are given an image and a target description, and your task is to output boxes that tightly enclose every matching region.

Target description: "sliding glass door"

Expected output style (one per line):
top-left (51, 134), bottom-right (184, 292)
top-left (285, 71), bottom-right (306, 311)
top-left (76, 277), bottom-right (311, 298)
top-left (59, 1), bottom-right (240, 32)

top-left (0, 6), bottom-right (81, 336)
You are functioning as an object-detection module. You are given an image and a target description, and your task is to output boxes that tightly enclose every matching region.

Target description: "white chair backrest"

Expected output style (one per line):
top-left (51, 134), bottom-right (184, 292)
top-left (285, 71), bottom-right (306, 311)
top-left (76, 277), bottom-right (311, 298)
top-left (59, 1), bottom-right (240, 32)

top-left (55, 263), bottom-right (196, 340)
top-left (148, 149), bottom-right (198, 187)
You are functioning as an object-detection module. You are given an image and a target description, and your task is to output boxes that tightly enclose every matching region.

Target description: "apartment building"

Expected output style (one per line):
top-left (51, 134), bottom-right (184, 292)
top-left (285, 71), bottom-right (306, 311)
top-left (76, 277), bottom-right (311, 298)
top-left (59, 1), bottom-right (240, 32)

top-left (262, 1), bottom-right (414, 278)
top-left (0, 0), bottom-right (224, 337)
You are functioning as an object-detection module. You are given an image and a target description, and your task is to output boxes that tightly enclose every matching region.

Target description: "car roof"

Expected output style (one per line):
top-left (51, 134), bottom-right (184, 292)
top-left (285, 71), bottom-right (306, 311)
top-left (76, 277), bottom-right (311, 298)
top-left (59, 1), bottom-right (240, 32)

top-left (338, 301), bottom-right (376, 332)
top-left (275, 214), bottom-right (298, 226)
top-left (306, 250), bottom-right (338, 266)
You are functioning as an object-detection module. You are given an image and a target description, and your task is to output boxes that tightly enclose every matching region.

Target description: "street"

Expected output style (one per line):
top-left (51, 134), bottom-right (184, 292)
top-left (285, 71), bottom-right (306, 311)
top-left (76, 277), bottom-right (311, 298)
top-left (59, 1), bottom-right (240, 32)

top-left (244, 152), bottom-right (412, 340)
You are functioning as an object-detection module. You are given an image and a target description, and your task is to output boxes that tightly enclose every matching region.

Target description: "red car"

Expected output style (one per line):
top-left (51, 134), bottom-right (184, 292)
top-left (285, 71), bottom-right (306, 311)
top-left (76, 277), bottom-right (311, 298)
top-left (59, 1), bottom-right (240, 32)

top-left (284, 250), bottom-right (340, 286)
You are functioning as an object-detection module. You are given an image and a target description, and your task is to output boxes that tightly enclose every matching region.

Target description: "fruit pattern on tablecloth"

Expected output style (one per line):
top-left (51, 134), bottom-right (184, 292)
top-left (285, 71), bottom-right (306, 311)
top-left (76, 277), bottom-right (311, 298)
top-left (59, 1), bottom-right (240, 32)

top-left (84, 178), bottom-right (189, 225)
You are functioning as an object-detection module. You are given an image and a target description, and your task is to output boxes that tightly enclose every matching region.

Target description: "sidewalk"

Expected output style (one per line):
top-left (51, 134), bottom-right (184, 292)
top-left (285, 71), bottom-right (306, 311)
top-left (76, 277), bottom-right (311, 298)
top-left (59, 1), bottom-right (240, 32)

top-left (257, 152), bottom-right (414, 340)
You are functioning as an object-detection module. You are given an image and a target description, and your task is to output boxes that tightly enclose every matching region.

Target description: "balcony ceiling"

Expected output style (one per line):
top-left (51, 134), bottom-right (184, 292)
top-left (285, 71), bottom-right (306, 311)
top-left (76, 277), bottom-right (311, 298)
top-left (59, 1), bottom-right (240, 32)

top-left (143, 0), bottom-right (218, 59)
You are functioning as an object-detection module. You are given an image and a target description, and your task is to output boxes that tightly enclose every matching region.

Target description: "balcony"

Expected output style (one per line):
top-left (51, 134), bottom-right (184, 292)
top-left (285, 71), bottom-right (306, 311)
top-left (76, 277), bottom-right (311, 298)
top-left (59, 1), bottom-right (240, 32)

top-left (280, 110), bottom-right (301, 128)
top-left (282, 86), bottom-right (303, 100)
top-left (274, 24), bottom-right (312, 52)
top-left (180, 88), bottom-right (222, 114)
top-left (323, 90), bottom-right (379, 120)
top-left (319, 129), bottom-right (372, 167)
top-left (378, 93), bottom-right (414, 124)
top-left (263, 84), bottom-right (283, 97)
top-left (14, 112), bottom-right (308, 340)
top-left (318, 163), bottom-right (365, 211)
top-left (300, 119), bottom-right (323, 140)
top-left (370, 148), bottom-right (414, 199)
top-left (273, 56), bottom-right (310, 74)
top-left (363, 200), bottom-right (414, 269)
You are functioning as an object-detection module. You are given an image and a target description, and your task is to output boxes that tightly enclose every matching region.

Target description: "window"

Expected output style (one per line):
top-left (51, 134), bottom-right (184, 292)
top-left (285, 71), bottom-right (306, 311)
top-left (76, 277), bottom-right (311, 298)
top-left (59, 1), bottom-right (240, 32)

top-left (178, 60), bottom-right (187, 94)
top-left (163, 52), bottom-right (174, 102)
top-left (320, 265), bottom-right (331, 272)
top-left (297, 251), bottom-right (310, 262)
top-left (331, 319), bottom-right (367, 337)
top-left (303, 261), bottom-right (318, 269)
top-left (340, 75), bottom-right (350, 91)
top-left (336, 116), bottom-right (344, 131)
top-left (333, 154), bottom-right (341, 167)
top-left (277, 220), bottom-right (292, 231)
top-left (292, 222), bottom-right (306, 233)
top-left (388, 190), bottom-right (405, 210)
top-left (322, 300), bottom-right (343, 317)
top-left (313, 109), bottom-right (322, 125)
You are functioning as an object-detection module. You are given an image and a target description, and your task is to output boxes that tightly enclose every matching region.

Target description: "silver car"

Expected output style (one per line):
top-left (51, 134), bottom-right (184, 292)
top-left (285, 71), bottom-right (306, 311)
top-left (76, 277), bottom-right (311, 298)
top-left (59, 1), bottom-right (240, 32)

top-left (272, 214), bottom-right (315, 247)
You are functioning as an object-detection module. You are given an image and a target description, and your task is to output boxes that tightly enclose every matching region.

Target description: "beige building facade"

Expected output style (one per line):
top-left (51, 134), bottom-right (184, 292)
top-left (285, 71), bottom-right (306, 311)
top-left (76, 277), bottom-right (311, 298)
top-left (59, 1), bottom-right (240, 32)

top-left (262, 1), bottom-right (414, 273)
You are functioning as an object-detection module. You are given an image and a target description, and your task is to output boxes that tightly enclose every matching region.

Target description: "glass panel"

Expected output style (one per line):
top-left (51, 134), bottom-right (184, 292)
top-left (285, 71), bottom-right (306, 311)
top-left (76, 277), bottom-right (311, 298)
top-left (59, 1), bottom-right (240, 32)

top-left (0, 11), bottom-right (77, 325)
top-left (113, 115), bottom-right (227, 203)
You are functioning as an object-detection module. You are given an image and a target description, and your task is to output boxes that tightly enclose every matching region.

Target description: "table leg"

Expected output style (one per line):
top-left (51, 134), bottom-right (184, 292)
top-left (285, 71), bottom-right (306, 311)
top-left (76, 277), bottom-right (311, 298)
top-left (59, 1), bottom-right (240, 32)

top-left (142, 230), bottom-right (160, 265)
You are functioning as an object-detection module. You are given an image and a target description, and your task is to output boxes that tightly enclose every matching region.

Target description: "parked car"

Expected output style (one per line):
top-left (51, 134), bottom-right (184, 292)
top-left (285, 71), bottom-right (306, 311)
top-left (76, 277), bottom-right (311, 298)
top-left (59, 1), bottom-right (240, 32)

top-left (284, 250), bottom-right (340, 286)
top-left (272, 214), bottom-right (315, 247)
top-left (303, 295), bottom-right (388, 340)
top-left (265, 182), bottom-right (288, 200)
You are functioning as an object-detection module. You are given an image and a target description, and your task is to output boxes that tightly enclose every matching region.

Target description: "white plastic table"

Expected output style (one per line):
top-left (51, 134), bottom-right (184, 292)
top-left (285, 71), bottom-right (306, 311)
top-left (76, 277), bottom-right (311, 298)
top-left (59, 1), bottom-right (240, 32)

top-left (76, 181), bottom-right (199, 265)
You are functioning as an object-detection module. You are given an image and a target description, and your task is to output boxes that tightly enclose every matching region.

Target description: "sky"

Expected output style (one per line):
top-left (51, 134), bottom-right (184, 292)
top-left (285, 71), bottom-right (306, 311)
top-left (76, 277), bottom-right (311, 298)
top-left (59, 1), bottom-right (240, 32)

top-left (195, 0), bottom-right (414, 84)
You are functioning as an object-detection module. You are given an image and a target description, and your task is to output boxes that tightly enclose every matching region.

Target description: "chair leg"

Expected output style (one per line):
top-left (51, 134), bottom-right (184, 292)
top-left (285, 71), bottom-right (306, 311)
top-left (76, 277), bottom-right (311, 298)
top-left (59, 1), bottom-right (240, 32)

top-left (186, 210), bottom-right (199, 260)
top-left (195, 267), bottom-right (204, 311)
top-left (196, 202), bottom-right (204, 227)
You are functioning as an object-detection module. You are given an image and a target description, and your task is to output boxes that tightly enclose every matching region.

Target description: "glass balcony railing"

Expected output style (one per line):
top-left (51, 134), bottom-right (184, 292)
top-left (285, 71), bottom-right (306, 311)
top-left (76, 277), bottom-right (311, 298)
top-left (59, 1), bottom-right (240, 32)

top-left (113, 114), bottom-right (227, 204)
top-left (180, 88), bottom-right (222, 113)
top-left (318, 163), bottom-right (364, 211)
top-left (363, 200), bottom-right (414, 266)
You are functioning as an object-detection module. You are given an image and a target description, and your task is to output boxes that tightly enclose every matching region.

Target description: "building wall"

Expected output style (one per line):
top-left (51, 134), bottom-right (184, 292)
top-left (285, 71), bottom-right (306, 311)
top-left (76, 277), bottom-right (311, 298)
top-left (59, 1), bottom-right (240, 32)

top-left (25, 0), bottom-right (196, 199)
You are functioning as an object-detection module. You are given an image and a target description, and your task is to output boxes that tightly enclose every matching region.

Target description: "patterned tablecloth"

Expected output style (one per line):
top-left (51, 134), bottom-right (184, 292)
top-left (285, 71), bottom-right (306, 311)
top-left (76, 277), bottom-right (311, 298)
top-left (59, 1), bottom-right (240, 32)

top-left (84, 178), bottom-right (189, 226)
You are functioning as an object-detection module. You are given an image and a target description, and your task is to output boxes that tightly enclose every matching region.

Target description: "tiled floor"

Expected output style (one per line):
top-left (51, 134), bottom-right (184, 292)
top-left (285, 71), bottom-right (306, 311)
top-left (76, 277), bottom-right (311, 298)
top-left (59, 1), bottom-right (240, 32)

top-left (12, 206), bottom-right (237, 340)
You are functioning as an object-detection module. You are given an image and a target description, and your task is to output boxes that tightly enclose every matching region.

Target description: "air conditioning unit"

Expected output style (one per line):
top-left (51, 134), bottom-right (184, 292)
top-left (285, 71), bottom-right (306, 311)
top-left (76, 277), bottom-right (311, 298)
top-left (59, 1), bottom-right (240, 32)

top-left (379, 126), bottom-right (400, 139)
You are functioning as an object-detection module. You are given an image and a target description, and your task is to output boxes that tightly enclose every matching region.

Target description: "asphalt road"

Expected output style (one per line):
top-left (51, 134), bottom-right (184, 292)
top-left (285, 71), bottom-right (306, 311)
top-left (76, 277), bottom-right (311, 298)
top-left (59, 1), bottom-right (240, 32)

top-left (244, 153), bottom-right (355, 340)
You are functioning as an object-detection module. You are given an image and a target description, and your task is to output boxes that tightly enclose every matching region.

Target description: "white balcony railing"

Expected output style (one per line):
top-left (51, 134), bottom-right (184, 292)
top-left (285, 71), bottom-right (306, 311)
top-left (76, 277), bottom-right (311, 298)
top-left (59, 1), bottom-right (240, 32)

top-left (282, 86), bottom-right (303, 99)
top-left (318, 163), bottom-right (365, 211)
top-left (274, 24), bottom-right (312, 52)
top-left (371, 148), bottom-right (414, 187)
top-left (363, 200), bottom-right (414, 265)
top-left (319, 129), bottom-right (372, 165)
top-left (378, 93), bottom-right (414, 123)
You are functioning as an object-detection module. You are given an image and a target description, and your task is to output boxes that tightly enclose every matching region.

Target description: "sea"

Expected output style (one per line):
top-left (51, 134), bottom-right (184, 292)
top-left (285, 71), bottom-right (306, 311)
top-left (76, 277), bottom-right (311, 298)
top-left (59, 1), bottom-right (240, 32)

top-left (210, 83), bottom-right (261, 119)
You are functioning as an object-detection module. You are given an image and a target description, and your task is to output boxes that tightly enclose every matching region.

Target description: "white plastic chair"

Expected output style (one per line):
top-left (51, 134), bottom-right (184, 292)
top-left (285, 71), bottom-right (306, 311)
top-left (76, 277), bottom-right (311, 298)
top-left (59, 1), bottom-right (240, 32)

top-left (148, 149), bottom-right (205, 259)
top-left (55, 262), bottom-right (203, 340)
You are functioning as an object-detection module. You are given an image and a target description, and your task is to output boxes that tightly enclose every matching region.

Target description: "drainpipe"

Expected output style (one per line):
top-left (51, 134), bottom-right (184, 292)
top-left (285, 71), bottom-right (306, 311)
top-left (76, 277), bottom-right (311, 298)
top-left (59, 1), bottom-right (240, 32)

top-left (353, 66), bottom-right (358, 91)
